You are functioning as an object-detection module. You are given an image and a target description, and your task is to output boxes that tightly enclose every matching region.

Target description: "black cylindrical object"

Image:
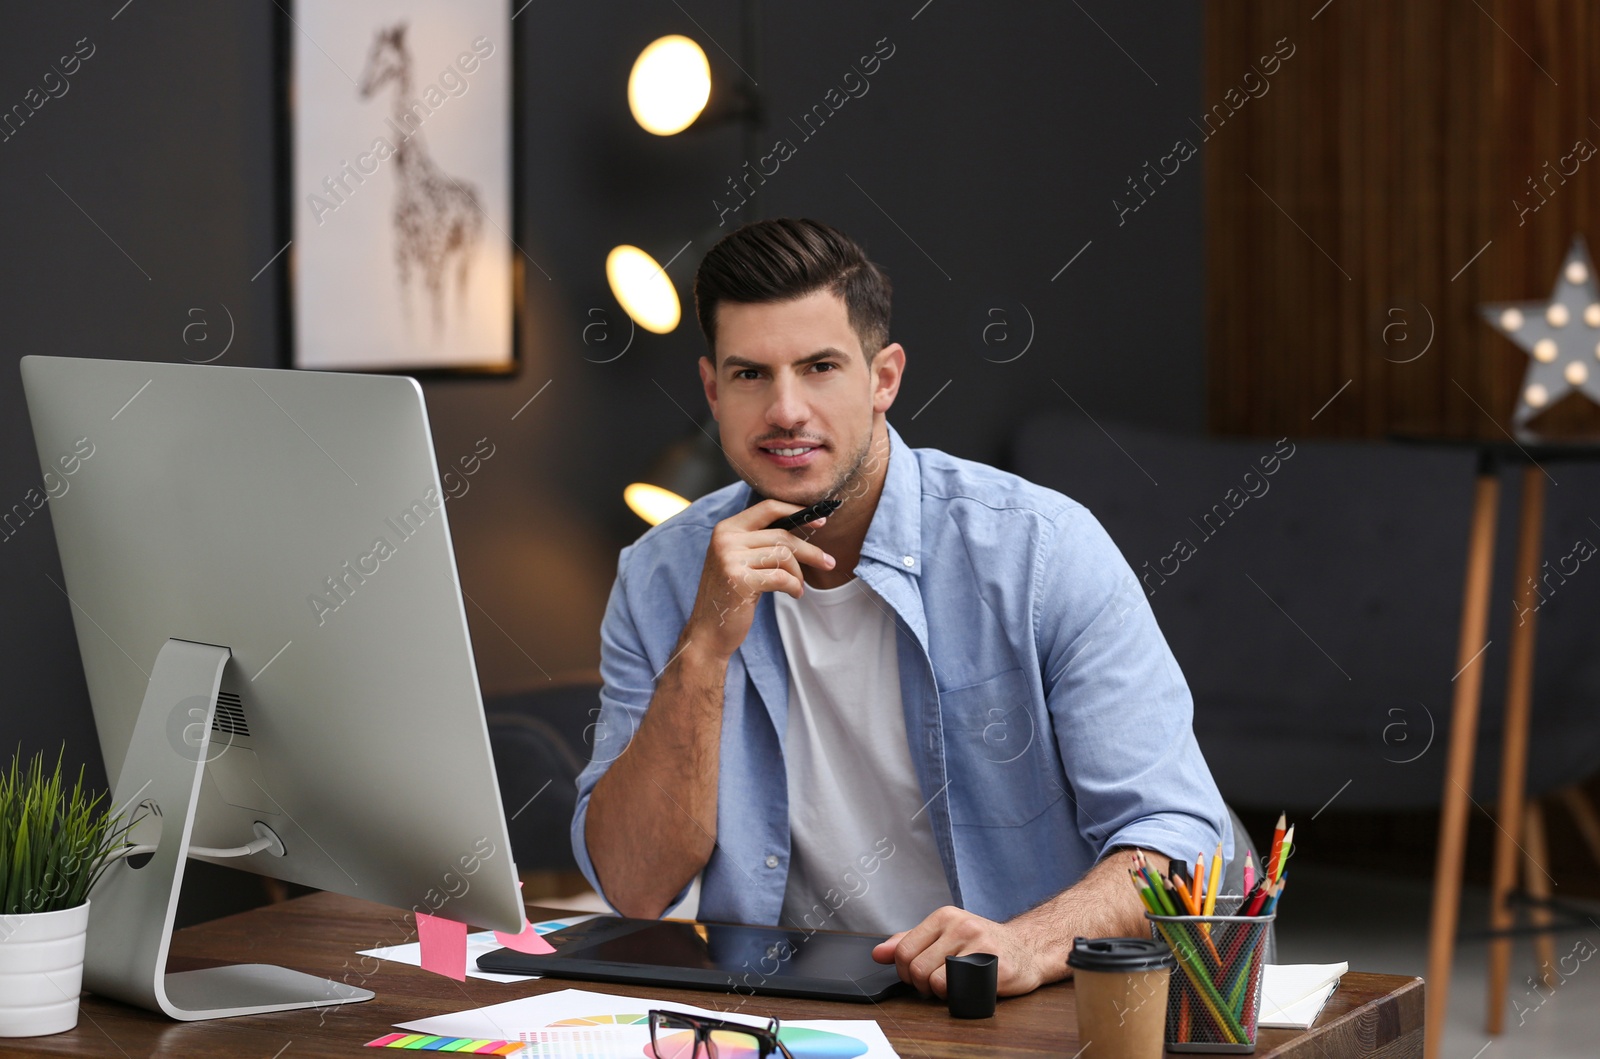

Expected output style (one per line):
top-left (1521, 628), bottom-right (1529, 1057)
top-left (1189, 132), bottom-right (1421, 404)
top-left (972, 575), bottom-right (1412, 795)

top-left (945, 952), bottom-right (999, 1019)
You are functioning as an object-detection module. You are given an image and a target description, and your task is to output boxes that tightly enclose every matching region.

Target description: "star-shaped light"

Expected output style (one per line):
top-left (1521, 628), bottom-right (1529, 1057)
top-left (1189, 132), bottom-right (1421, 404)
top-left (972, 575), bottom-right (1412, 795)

top-left (1482, 235), bottom-right (1600, 432)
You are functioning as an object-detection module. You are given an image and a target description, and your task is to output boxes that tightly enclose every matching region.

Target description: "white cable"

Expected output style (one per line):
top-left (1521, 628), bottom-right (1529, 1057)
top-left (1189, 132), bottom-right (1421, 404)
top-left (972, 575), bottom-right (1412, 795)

top-left (109, 834), bottom-right (276, 861)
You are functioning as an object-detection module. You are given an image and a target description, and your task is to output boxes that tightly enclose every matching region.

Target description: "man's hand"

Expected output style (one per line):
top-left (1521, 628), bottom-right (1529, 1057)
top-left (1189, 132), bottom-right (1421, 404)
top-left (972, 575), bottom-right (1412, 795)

top-left (687, 498), bottom-right (836, 659)
top-left (869, 847), bottom-right (1170, 999)
top-left (870, 906), bottom-right (1059, 999)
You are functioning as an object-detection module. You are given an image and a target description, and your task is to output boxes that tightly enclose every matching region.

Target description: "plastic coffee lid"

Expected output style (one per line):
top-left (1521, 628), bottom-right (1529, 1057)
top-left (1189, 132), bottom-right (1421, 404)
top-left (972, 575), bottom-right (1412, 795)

top-left (1066, 936), bottom-right (1175, 972)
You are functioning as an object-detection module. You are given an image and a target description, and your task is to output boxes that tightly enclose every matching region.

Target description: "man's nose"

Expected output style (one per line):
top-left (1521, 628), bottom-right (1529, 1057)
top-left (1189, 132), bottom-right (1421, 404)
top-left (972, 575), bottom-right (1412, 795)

top-left (766, 376), bottom-right (809, 428)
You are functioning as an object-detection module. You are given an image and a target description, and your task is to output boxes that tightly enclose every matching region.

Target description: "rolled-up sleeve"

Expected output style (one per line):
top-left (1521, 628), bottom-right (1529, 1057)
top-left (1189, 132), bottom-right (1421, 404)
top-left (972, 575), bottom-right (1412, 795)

top-left (1033, 504), bottom-right (1232, 868)
top-left (569, 545), bottom-right (693, 914)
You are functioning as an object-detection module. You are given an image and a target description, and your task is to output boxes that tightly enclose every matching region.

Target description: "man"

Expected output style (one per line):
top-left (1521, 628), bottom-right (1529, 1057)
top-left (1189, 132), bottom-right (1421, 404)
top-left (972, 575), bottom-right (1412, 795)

top-left (572, 218), bottom-right (1231, 999)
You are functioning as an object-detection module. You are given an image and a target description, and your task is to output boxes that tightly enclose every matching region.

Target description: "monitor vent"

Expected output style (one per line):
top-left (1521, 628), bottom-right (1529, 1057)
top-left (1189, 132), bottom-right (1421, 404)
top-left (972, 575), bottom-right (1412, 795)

top-left (212, 692), bottom-right (250, 736)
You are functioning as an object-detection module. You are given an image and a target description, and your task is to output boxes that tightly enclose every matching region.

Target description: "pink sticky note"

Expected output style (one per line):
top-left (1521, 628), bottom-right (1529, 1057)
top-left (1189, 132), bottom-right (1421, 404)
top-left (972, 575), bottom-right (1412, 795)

top-left (494, 916), bottom-right (556, 954)
top-left (493, 879), bottom-right (555, 954)
top-left (416, 912), bottom-right (468, 980)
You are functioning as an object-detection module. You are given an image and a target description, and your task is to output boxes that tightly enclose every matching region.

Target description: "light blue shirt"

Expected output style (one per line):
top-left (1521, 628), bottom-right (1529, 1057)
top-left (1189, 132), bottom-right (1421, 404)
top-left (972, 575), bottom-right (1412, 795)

top-left (571, 419), bottom-right (1232, 925)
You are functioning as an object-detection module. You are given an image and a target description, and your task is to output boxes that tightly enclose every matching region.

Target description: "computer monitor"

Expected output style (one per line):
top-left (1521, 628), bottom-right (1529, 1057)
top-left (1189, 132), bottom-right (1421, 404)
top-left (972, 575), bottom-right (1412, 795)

top-left (19, 355), bottom-right (526, 1020)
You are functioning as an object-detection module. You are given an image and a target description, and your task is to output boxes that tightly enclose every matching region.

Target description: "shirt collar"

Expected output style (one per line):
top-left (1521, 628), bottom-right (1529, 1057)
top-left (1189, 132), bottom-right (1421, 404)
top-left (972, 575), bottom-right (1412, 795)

top-left (855, 419), bottom-right (922, 577)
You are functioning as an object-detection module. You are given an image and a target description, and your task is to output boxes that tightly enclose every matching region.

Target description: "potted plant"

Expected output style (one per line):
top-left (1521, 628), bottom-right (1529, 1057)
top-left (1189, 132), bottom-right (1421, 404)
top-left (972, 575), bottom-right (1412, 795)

top-left (0, 748), bottom-right (136, 1037)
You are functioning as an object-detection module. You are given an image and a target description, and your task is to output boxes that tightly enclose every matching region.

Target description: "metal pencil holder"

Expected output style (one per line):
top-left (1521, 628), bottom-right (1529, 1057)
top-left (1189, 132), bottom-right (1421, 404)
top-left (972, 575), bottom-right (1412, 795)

top-left (1147, 896), bottom-right (1275, 1053)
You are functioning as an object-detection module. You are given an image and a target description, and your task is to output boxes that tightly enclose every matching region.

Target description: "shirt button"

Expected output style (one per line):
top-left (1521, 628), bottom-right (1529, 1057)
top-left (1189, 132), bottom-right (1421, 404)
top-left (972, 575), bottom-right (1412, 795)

top-left (765, 855), bottom-right (779, 869)
top-left (903, 556), bottom-right (915, 567)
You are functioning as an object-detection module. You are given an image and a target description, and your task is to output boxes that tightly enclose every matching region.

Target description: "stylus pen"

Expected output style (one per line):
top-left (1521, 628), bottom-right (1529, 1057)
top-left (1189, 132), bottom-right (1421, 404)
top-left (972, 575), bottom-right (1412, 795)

top-left (765, 497), bottom-right (841, 531)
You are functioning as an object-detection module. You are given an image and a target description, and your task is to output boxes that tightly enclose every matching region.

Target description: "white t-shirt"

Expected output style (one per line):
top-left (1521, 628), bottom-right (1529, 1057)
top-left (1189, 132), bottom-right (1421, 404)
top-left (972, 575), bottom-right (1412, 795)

top-left (773, 575), bottom-right (955, 934)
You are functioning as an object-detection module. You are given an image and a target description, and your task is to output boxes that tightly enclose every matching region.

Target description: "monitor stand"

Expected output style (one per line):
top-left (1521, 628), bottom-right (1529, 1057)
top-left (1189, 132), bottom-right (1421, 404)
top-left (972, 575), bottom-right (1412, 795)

top-left (84, 638), bottom-right (375, 1019)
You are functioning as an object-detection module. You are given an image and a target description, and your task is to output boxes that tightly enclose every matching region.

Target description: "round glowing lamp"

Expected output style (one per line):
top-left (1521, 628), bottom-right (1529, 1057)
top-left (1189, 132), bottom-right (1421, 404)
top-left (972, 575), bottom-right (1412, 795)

top-left (628, 35), bottom-right (712, 136)
top-left (606, 244), bottom-right (682, 334)
top-left (623, 482), bottom-right (691, 526)
top-left (623, 420), bottom-right (734, 526)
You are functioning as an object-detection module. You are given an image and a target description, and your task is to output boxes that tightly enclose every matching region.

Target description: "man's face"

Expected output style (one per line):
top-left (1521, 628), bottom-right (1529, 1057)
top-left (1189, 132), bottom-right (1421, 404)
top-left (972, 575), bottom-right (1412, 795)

top-left (698, 288), bottom-right (901, 507)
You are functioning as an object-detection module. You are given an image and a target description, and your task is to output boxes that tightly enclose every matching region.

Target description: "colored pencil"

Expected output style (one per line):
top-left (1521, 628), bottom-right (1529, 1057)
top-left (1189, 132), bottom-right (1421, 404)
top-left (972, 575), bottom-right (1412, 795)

top-left (1267, 812), bottom-right (1286, 881)
top-left (1130, 868), bottom-right (1157, 912)
top-left (1240, 936), bottom-right (1266, 1031)
top-left (1264, 875), bottom-right (1287, 916)
top-left (1136, 862), bottom-right (1169, 912)
top-left (1169, 870), bottom-right (1200, 915)
top-left (1192, 853), bottom-right (1205, 909)
top-left (1138, 861), bottom-right (1175, 914)
top-left (1243, 850), bottom-right (1255, 896)
top-left (1275, 825), bottom-right (1295, 881)
top-left (1203, 844), bottom-right (1222, 917)
top-left (1226, 938), bottom-right (1253, 1013)
top-left (1140, 853), bottom-right (1177, 916)
top-left (1170, 870), bottom-right (1224, 966)
top-left (1226, 920), bottom-right (1269, 1016)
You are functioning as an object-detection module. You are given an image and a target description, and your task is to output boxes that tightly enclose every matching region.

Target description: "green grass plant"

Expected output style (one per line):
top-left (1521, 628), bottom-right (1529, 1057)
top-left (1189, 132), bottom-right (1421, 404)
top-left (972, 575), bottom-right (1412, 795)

top-left (1, 747), bottom-right (139, 917)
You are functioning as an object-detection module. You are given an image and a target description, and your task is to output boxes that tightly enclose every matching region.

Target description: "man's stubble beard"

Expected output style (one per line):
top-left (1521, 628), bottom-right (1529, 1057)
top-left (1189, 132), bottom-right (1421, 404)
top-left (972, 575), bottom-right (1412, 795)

top-left (816, 425), bottom-right (876, 509)
top-left (735, 421), bottom-right (879, 510)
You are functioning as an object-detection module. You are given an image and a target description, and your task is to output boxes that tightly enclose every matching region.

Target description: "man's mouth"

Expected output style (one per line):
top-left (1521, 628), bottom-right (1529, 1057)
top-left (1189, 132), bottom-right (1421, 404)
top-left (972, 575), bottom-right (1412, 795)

top-left (759, 442), bottom-right (823, 466)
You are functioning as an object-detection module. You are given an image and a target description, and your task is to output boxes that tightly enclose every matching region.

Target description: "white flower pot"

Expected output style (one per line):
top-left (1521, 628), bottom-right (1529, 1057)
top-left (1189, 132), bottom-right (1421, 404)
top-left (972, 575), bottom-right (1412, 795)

top-left (0, 900), bottom-right (89, 1037)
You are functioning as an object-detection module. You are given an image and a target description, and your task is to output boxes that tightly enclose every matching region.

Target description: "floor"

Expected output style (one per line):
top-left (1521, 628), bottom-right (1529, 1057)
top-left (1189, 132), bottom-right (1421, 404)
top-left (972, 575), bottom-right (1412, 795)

top-left (1279, 861), bottom-right (1600, 1059)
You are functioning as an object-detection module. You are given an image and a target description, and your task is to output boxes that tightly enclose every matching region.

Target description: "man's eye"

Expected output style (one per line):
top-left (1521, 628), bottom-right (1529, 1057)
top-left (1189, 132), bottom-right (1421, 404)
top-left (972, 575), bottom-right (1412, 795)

top-left (812, 362), bottom-right (836, 373)
top-left (735, 370), bottom-right (760, 380)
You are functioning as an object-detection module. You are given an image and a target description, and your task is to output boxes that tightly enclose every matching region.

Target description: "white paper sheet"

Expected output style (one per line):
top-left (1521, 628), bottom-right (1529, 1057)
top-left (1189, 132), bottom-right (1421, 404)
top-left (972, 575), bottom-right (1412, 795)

top-left (1259, 962), bottom-right (1347, 1029)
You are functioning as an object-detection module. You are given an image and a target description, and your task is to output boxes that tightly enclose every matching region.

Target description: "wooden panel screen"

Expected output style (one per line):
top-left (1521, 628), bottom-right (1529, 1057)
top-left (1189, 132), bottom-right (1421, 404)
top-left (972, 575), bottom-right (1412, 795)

top-left (1206, 1), bottom-right (1600, 438)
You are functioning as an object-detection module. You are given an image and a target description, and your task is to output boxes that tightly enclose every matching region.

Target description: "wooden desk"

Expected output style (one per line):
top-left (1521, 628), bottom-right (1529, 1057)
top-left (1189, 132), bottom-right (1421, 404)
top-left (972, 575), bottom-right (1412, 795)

top-left (15, 893), bottom-right (1422, 1058)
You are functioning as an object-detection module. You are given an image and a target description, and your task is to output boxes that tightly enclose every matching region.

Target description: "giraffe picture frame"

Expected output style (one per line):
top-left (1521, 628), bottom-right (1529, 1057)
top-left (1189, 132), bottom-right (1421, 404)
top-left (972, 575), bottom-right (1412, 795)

top-left (286, 0), bottom-right (518, 374)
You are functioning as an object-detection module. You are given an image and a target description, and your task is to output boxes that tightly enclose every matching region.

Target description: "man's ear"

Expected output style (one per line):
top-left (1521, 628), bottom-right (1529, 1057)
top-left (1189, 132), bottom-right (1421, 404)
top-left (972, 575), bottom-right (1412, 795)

top-left (698, 355), bottom-right (719, 418)
top-left (870, 343), bottom-right (906, 415)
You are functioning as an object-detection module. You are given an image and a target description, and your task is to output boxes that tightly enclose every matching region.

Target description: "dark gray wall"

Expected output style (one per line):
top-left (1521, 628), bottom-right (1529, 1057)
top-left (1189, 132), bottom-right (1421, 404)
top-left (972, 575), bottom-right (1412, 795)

top-left (0, 1), bottom-right (1203, 789)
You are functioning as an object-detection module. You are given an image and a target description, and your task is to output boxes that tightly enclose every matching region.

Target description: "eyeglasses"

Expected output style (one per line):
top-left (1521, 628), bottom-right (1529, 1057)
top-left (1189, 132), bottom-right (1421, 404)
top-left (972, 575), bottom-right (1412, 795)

top-left (647, 1008), bottom-right (796, 1059)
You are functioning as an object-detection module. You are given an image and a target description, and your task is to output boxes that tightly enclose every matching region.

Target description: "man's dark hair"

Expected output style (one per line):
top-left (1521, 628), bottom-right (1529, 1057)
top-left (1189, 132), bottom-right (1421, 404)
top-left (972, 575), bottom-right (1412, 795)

top-left (693, 218), bottom-right (892, 365)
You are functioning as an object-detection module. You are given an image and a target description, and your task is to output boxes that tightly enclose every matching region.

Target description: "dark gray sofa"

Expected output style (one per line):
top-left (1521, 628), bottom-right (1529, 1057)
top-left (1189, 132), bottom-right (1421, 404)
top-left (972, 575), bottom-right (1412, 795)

top-left (1007, 411), bottom-right (1600, 812)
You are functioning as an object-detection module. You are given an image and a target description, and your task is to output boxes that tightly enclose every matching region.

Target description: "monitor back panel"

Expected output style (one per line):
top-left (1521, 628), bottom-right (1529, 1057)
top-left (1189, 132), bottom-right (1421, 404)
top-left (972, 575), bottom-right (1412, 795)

top-left (20, 355), bottom-right (523, 931)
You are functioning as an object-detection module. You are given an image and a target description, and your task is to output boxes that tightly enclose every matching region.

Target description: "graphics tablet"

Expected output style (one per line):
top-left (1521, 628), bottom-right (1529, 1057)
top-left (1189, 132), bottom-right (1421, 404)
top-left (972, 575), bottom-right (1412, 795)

top-left (476, 916), bottom-right (908, 1002)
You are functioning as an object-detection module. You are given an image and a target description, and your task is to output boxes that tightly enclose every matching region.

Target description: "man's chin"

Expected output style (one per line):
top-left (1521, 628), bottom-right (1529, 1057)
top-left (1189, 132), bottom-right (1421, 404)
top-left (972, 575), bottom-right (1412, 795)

top-left (760, 489), bottom-right (831, 508)
top-left (750, 463), bottom-right (828, 492)
top-left (750, 478), bottom-right (835, 508)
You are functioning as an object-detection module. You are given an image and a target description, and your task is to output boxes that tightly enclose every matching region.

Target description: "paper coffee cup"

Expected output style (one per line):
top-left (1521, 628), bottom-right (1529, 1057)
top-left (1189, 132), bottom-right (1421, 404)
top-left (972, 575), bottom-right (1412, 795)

top-left (1068, 937), bottom-right (1174, 1059)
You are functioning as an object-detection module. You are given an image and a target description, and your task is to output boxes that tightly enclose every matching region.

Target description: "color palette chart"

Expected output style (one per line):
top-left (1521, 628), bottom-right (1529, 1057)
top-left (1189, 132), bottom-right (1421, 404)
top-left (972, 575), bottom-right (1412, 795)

top-left (520, 1028), bottom-right (646, 1058)
top-left (531, 1016), bottom-right (650, 1058)
top-left (366, 1033), bottom-right (525, 1053)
